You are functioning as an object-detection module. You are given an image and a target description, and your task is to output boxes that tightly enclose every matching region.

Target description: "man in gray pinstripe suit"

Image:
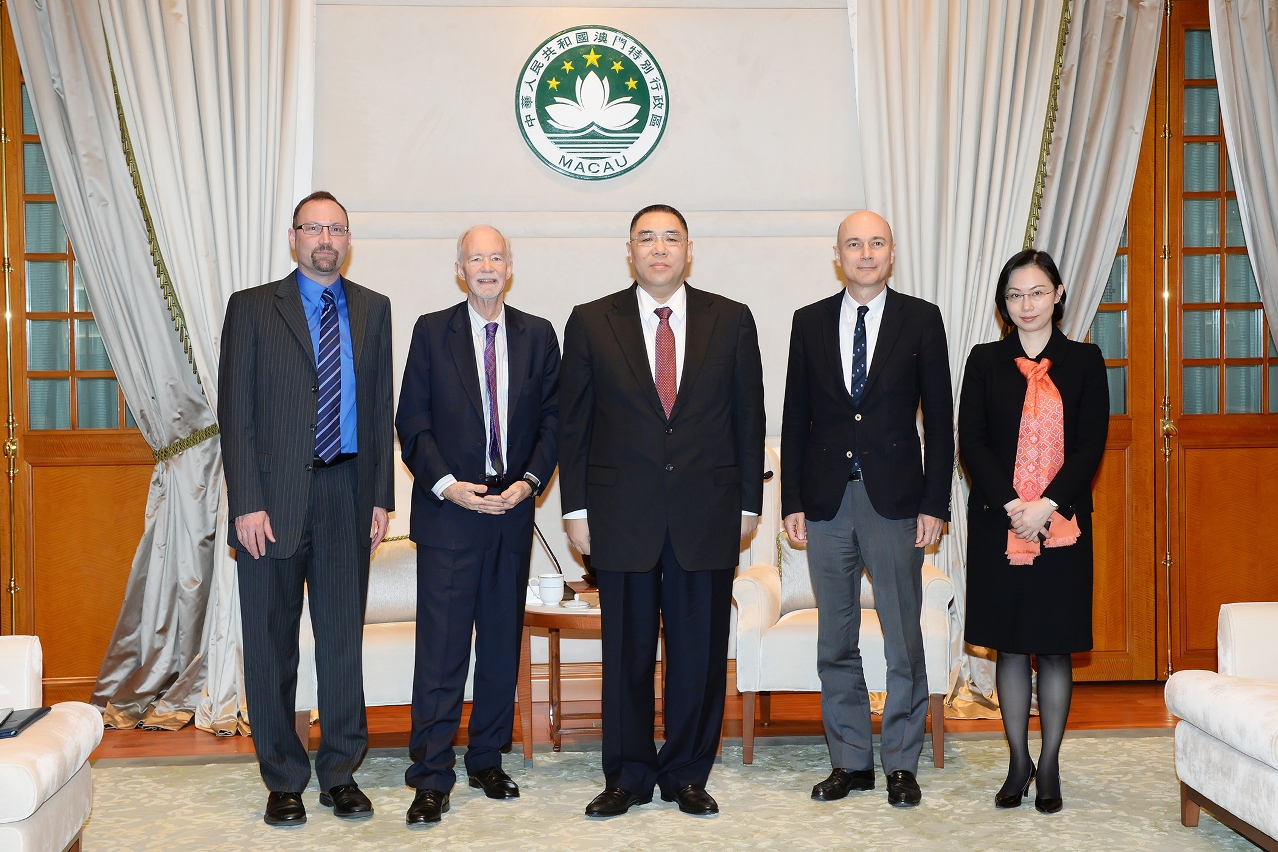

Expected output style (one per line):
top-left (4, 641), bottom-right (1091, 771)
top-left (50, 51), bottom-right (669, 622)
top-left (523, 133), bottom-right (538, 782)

top-left (219, 191), bottom-right (395, 827)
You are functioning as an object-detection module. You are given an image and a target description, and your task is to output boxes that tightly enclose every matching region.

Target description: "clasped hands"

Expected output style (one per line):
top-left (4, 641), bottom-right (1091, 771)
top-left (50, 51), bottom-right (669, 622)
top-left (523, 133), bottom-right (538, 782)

top-left (1003, 496), bottom-right (1056, 541)
top-left (443, 480), bottom-right (533, 515)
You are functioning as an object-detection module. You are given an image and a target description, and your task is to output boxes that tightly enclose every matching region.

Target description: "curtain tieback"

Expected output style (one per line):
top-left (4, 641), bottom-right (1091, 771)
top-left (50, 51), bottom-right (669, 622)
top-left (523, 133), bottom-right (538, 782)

top-left (153, 423), bottom-right (220, 463)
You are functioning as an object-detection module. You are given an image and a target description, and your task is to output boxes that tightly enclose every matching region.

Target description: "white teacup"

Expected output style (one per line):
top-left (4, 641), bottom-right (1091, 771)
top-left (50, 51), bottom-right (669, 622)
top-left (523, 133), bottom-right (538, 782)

top-left (536, 573), bottom-right (565, 606)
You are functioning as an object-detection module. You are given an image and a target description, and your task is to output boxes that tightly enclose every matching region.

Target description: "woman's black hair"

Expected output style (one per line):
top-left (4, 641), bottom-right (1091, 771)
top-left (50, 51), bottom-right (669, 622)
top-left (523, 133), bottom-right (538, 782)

top-left (995, 249), bottom-right (1066, 331)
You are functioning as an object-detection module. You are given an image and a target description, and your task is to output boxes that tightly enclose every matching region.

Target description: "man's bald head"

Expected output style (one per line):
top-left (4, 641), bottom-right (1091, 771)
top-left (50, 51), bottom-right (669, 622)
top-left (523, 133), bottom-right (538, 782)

top-left (834, 210), bottom-right (896, 300)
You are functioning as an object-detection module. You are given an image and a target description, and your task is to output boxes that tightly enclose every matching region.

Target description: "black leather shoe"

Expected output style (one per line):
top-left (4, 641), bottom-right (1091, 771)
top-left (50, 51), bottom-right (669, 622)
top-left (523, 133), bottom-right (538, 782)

top-left (886, 770), bottom-right (922, 807)
top-left (406, 789), bottom-right (450, 826)
top-left (318, 783), bottom-right (373, 819)
top-left (263, 791), bottom-right (306, 827)
top-left (468, 766), bottom-right (520, 799)
top-left (811, 768), bottom-right (875, 800)
top-left (661, 785), bottom-right (719, 816)
top-left (995, 764), bottom-right (1035, 809)
top-left (584, 787), bottom-right (652, 817)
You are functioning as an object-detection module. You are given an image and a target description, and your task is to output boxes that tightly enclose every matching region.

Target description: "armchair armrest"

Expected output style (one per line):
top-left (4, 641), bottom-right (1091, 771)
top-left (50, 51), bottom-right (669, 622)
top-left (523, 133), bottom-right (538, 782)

top-left (733, 563), bottom-right (783, 693)
top-left (919, 564), bottom-right (955, 695)
top-left (0, 635), bottom-right (42, 711)
top-left (1218, 602), bottom-right (1278, 680)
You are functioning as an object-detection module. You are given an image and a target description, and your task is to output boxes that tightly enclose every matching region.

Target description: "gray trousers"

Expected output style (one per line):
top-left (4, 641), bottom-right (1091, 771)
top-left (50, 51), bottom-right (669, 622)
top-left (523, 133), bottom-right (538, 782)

top-left (806, 480), bottom-right (928, 776)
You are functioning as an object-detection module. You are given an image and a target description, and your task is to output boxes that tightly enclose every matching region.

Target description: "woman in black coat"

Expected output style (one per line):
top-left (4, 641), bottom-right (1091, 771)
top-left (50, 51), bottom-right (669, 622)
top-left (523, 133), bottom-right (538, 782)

top-left (958, 250), bottom-right (1109, 814)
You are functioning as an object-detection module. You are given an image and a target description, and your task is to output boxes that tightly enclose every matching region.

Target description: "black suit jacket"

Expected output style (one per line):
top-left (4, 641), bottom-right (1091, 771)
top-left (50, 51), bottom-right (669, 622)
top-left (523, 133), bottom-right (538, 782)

top-left (558, 283), bottom-right (766, 573)
top-left (781, 287), bottom-right (953, 523)
top-left (219, 272), bottom-right (396, 558)
top-left (396, 302), bottom-right (560, 549)
top-left (957, 329), bottom-right (1109, 518)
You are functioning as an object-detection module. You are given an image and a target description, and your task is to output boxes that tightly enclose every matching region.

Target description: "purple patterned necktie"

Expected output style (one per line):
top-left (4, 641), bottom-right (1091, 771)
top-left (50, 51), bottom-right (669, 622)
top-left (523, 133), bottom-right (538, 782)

top-left (484, 322), bottom-right (504, 476)
top-left (654, 306), bottom-right (676, 417)
top-left (314, 288), bottom-right (341, 463)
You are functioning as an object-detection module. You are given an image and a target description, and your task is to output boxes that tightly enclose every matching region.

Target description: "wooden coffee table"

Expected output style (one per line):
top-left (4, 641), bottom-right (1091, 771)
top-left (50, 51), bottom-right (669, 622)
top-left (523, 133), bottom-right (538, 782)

top-left (516, 602), bottom-right (666, 766)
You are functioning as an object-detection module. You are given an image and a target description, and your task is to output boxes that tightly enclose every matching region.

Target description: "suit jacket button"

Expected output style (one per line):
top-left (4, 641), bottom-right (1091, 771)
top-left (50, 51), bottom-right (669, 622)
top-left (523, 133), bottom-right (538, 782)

top-left (983, 504), bottom-right (990, 511)
top-left (665, 427), bottom-right (673, 434)
top-left (309, 424), bottom-right (315, 431)
top-left (855, 413), bottom-right (862, 421)
top-left (311, 385), bottom-right (318, 393)
top-left (306, 463), bottom-right (313, 471)
top-left (846, 451), bottom-right (854, 458)
top-left (665, 463), bottom-right (674, 472)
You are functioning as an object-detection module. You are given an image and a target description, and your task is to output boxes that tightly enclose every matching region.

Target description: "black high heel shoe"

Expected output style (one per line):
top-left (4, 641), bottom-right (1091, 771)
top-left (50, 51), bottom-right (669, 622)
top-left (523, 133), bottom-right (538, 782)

top-left (994, 764), bottom-right (1035, 808)
top-left (1034, 776), bottom-right (1062, 814)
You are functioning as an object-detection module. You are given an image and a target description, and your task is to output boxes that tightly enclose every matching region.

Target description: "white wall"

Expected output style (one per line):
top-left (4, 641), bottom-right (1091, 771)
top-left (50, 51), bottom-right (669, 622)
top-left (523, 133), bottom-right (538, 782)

top-left (314, 1), bottom-right (864, 576)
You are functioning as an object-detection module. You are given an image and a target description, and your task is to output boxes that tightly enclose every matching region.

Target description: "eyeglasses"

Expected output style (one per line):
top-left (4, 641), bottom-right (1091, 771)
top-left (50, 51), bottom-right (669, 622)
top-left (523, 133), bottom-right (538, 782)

top-left (295, 222), bottom-right (350, 237)
top-left (631, 231), bottom-right (687, 247)
top-left (1004, 288), bottom-right (1055, 304)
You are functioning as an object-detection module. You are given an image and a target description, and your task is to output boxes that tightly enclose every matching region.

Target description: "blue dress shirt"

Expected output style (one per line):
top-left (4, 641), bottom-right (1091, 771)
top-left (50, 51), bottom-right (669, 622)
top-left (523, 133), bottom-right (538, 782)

top-left (297, 271), bottom-right (357, 454)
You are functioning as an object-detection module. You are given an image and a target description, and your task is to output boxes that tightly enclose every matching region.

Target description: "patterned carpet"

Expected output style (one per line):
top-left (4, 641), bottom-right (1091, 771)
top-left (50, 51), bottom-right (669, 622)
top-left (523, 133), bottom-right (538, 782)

top-left (86, 734), bottom-right (1253, 851)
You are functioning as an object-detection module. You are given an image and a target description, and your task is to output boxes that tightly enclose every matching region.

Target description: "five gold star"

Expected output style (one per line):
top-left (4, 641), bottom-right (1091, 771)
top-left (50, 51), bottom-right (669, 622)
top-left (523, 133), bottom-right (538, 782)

top-left (583, 49), bottom-right (602, 67)
top-left (547, 77), bottom-right (560, 90)
top-left (561, 59), bottom-right (574, 73)
top-left (611, 60), bottom-right (624, 73)
top-left (626, 78), bottom-right (638, 90)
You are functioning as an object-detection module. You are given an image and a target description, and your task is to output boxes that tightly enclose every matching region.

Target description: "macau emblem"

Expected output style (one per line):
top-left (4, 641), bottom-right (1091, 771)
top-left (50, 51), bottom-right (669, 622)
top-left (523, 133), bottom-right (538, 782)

top-left (516, 26), bottom-right (668, 181)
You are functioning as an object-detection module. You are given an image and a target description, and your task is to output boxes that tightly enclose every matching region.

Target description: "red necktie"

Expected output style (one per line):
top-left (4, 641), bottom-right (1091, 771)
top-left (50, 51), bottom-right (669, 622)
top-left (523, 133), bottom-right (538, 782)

top-left (654, 306), bottom-right (676, 418)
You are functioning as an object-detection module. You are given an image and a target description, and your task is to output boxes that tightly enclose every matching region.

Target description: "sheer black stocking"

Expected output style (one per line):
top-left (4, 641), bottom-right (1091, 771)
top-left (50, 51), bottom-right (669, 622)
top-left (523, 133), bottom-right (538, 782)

top-left (1033, 653), bottom-right (1074, 800)
top-left (995, 651), bottom-right (1034, 798)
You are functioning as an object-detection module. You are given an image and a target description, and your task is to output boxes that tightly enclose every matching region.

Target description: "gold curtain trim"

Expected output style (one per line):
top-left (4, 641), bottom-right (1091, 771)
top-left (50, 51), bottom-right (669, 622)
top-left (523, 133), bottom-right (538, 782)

top-left (101, 18), bottom-right (203, 386)
top-left (1023, 0), bottom-right (1074, 250)
top-left (152, 422), bottom-right (219, 463)
top-left (383, 534), bottom-right (410, 543)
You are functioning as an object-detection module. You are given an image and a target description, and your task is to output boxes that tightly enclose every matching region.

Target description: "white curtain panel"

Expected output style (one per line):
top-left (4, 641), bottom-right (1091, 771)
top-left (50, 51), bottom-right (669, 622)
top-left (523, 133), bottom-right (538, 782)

top-left (1037, 0), bottom-right (1165, 341)
top-left (1210, 0), bottom-right (1278, 330)
top-left (851, 0), bottom-right (1065, 702)
top-left (7, 0), bottom-right (220, 729)
top-left (99, 0), bottom-right (316, 735)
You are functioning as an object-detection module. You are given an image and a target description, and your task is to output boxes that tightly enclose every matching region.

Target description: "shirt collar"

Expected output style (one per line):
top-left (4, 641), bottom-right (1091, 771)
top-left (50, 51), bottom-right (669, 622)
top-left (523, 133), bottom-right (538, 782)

top-left (842, 285), bottom-right (887, 319)
top-left (296, 271), bottom-right (344, 307)
top-left (467, 301), bottom-right (506, 334)
top-left (636, 282), bottom-right (687, 321)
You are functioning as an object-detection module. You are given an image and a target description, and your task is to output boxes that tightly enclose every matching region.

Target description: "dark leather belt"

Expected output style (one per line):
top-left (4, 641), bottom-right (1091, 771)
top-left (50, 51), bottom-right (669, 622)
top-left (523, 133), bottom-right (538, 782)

top-left (484, 473), bottom-right (511, 492)
top-left (849, 469), bottom-right (863, 482)
top-left (313, 452), bottom-right (357, 469)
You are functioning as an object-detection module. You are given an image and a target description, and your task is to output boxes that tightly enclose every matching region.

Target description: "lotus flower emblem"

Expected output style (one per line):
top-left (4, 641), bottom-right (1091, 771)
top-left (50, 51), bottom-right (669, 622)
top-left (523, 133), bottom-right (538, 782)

top-left (545, 71), bottom-right (641, 132)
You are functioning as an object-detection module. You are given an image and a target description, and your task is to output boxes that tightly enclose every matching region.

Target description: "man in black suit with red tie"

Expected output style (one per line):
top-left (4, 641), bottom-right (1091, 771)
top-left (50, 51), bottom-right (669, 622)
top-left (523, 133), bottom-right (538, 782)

top-left (396, 225), bottom-right (559, 826)
top-left (559, 204), bottom-right (765, 818)
top-left (781, 210), bottom-right (953, 808)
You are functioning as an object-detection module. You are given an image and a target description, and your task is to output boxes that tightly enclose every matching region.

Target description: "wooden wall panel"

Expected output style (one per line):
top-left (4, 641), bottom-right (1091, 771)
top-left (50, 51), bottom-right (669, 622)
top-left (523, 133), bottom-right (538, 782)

top-left (1091, 446), bottom-right (1132, 653)
top-left (31, 464), bottom-right (152, 702)
top-left (1178, 447), bottom-right (1278, 668)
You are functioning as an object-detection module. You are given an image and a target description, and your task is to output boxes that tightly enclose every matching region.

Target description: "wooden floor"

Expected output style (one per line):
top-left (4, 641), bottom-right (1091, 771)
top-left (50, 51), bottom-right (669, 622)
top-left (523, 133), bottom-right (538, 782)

top-left (90, 681), bottom-right (1175, 762)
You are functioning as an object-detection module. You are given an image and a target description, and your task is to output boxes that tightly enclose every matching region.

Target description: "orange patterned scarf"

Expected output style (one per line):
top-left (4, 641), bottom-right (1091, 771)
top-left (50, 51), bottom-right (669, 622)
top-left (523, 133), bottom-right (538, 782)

top-left (1007, 356), bottom-right (1080, 565)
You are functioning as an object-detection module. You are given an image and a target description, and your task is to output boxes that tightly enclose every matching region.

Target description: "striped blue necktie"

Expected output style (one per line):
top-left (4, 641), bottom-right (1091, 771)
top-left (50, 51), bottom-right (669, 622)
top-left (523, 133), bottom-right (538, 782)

top-left (314, 288), bottom-right (341, 463)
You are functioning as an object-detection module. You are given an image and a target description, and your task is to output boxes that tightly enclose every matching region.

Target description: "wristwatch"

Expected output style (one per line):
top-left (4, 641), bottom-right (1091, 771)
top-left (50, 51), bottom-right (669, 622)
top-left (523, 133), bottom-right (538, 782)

top-left (522, 473), bottom-right (541, 495)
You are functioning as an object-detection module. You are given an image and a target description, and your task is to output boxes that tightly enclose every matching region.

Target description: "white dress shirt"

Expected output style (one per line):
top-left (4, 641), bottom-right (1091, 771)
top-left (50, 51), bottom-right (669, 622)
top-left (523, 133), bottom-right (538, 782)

top-left (431, 304), bottom-right (512, 498)
top-left (564, 283), bottom-right (753, 520)
top-left (840, 286), bottom-right (888, 392)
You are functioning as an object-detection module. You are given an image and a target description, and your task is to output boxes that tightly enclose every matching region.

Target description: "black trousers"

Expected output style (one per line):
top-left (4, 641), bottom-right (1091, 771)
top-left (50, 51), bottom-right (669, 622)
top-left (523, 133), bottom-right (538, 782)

top-left (596, 533), bottom-right (734, 797)
top-left (237, 460), bottom-right (369, 793)
top-left (405, 527), bottom-right (531, 792)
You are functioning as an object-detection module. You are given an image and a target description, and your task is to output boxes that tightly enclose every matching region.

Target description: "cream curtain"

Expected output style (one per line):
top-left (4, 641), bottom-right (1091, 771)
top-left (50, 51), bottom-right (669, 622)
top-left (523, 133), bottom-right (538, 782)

top-left (1209, 0), bottom-right (1278, 329)
top-left (7, 0), bottom-right (220, 730)
top-left (850, 0), bottom-right (1065, 710)
top-left (99, 0), bottom-right (316, 734)
top-left (1035, 0), bottom-right (1165, 341)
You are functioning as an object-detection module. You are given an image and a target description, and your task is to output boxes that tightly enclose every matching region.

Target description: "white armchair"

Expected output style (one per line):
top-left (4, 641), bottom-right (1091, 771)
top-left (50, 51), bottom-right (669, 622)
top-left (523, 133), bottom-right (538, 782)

top-left (1165, 602), bottom-right (1278, 850)
top-left (0, 635), bottom-right (102, 852)
top-left (732, 445), bottom-right (954, 767)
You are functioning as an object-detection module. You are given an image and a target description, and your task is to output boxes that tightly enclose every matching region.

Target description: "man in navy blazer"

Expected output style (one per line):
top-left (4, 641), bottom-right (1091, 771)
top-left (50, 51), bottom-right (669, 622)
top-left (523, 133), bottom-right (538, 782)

top-left (781, 210), bottom-right (953, 808)
top-left (396, 225), bottom-right (559, 825)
